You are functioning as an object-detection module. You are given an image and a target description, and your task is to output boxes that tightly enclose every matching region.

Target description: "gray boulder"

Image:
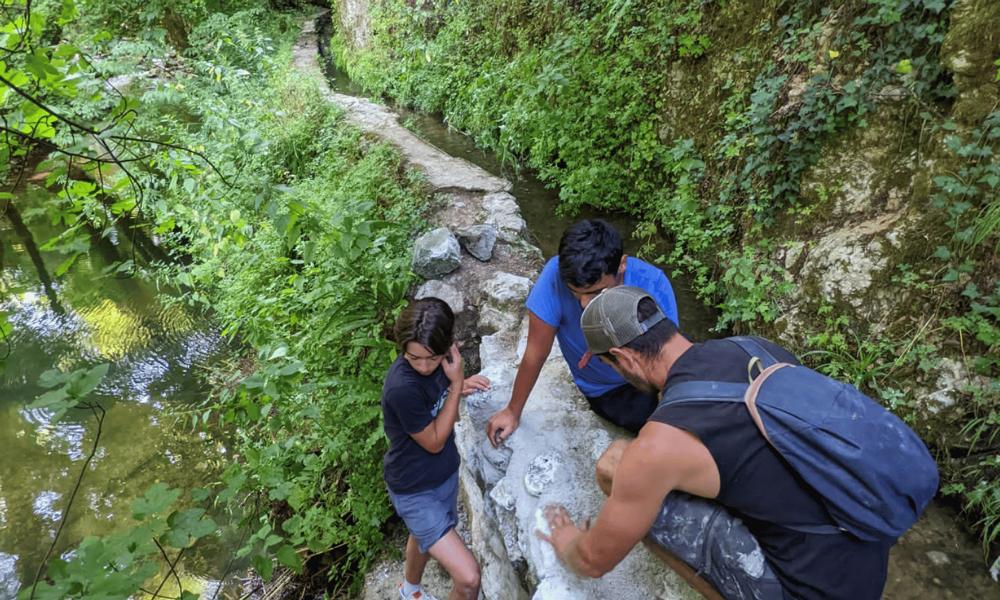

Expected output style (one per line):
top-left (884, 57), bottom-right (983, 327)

top-left (457, 224), bottom-right (499, 261)
top-left (412, 227), bottom-right (461, 279)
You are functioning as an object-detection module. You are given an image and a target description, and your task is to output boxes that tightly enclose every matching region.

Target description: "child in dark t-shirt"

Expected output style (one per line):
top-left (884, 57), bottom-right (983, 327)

top-left (381, 297), bottom-right (490, 600)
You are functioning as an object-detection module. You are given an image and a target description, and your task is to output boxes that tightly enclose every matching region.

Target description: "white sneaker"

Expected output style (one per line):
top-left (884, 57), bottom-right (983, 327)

top-left (398, 583), bottom-right (440, 600)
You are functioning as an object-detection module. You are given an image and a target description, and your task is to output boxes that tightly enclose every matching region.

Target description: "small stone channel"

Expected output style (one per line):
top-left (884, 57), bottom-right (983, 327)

top-left (0, 183), bottom-right (241, 598)
top-left (300, 13), bottom-right (998, 600)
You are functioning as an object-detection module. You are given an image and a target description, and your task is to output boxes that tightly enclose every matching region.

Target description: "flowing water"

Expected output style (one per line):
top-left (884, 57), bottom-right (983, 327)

top-left (0, 183), bottom-right (238, 598)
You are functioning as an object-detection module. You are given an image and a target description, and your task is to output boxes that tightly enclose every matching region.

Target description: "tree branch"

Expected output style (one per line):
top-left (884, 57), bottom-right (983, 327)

top-left (30, 402), bottom-right (105, 600)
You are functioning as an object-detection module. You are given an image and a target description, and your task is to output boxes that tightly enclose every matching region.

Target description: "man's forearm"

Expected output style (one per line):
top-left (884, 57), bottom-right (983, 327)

top-left (507, 352), bottom-right (545, 415)
top-left (556, 529), bottom-right (605, 579)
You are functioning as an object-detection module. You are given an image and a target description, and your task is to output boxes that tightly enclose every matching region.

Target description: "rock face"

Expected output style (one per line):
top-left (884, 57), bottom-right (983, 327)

top-left (456, 321), bottom-right (698, 600)
top-left (483, 192), bottom-right (527, 242)
top-left (412, 227), bottom-right (461, 279)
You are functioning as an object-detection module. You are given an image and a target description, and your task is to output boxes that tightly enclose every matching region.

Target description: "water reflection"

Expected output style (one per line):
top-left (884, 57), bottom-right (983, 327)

top-left (31, 491), bottom-right (62, 523)
top-left (0, 185), bottom-right (234, 595)
top-left (21, 408), bottom-right (87, 461)
top-left (0, 552), bottom-right (19, 600)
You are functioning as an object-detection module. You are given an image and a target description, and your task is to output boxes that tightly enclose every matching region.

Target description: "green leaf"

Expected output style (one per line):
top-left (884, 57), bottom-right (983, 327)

top-left (0, 311), bottom-right (11, 339)
top-left (71, 363), bottom-right (109, 397)
top-left (895, 59), bottom-right (913, 75)
top-left (28, 387), bottom-right (69, 410)
top-left (54, 252), bottom-right (80, 277)
top-left (58, 0), bottom-right (80, 26)
top-left (276, 544), bottom-right (303, 574)
top-left (252, 553), bottom-right (274, 581)
top-left (164, 508), bottom-right (218, 548)
top-left (132, 483), bottom-right (181, 520)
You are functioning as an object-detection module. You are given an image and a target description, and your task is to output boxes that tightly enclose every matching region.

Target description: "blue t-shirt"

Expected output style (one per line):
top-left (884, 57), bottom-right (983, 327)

top-left (525, 256), bottom-right (679, 397)
top-left (381, 356), bottom-right (459, 494)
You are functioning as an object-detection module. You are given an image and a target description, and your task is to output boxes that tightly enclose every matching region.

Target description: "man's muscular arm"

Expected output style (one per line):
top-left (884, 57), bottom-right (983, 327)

top-left (539, 424), bottom-right (714, 577)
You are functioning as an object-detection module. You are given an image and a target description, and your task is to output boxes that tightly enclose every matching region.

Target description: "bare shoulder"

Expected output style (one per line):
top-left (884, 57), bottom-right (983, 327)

top-left (614, 421), bottom-right (716, 499)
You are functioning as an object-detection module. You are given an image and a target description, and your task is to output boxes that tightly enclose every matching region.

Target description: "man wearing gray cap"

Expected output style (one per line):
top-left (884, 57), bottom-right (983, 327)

top-left (537, 286), bottom-right (894, 599)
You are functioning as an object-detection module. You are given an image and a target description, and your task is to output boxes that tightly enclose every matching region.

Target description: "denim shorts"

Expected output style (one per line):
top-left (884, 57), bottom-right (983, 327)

top-left (387, 470), bottom-right (459, 553)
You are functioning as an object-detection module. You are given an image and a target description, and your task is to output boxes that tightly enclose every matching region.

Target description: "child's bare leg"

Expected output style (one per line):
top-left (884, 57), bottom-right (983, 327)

top-left (428, 529), bottom-right (480, 600)
top-left (596, 439), bottom-right (631, 495)
top-left (404, 534), bottom-right (430, 586)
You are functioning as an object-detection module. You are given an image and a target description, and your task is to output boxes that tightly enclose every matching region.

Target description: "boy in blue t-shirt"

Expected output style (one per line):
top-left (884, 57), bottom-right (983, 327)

top-left (486, 219), bottom-right (679, 445)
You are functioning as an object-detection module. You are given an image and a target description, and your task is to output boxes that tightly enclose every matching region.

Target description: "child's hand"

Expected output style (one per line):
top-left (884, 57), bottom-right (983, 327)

top-left (442, 344), bottom-right (464, 384)
top-left (462, 374), bottom-right (491, 396)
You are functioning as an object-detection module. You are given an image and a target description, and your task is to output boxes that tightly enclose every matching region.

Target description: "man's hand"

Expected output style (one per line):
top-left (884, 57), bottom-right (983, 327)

top-left (462, 374), bottom-right (491, 396)
top-left (536, 505), bottom-right (587, 570)
top-left (442, 344), bottom-right (464, 385)
top-left (486, 406), bottom-right (519, 448)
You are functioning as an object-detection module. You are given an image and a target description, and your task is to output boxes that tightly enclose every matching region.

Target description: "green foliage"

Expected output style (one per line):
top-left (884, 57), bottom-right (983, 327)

top-left (926, 109), bottom-right (1000, 553)
top-left (113, 13), bottom-right (429, 590)
top-left (802, 306), bottom-right (907, 397)
top-left (6, 1), bottom-right (425, 593)
top-left (30, 363), bottom-right (109, 420)
top-left (714, 244), bottom-right (795, 331)
top-left (333, 0), bottom-right (711, 213)
top-left (22, 483), bottom-right (217, 600)
top-left (20, 366), bottom-right (219, 599)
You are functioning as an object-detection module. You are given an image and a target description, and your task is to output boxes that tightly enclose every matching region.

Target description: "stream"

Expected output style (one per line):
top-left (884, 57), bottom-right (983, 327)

top-left (0, 183), bottom-right (238, 598)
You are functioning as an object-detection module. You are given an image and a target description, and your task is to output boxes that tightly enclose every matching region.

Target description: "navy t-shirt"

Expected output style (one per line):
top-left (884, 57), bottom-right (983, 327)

top-left (652, 337), bottom-right (891, 599)
top-left (381, 355), bottom-right (459, 494)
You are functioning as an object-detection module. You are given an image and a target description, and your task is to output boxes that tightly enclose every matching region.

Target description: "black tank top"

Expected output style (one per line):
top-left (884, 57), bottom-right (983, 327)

top-left (651, 338), bottom-right (891, 599)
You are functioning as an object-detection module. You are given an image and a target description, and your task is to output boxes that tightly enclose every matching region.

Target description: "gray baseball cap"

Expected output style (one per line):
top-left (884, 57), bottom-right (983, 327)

top-left (580, 286), bottom-right (666, 354)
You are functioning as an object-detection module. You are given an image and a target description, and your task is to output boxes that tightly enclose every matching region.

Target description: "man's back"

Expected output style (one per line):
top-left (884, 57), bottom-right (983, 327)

top-left (651, 338), bottom-right (892, 599)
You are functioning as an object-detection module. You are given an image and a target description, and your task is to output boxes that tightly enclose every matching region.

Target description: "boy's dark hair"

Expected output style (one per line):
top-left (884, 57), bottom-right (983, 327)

top-left (394, 297), bottom-right (454, 355)
top-left (558, 219), bottom-right (623, 288)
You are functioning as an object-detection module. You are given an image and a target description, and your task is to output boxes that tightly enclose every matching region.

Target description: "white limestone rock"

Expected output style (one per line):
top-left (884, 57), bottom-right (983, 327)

top-left (483, 192), bottom-right (527, 242)
top-left (479, 304), bottom-right (521, 336)
top-left (524, 452), bottom-right (566, 497)
top-left (481, 272), bottom-right (533, 309)
top-left (415, 279), bottom-right (465, 313)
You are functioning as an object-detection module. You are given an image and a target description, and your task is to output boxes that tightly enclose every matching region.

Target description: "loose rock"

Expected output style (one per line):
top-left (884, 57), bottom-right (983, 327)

top-left (412, 227), bottom-right (461, 279)
top-left (457, 224), bottom-right (499, 261)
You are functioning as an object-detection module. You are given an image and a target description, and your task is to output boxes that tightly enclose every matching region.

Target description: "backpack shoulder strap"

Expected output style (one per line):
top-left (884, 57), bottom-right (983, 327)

top-left (727, 336), bottom-right (779, 366)
top-left (657, 380), bottom-right (748, 411)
